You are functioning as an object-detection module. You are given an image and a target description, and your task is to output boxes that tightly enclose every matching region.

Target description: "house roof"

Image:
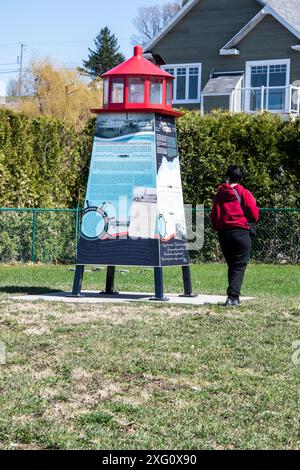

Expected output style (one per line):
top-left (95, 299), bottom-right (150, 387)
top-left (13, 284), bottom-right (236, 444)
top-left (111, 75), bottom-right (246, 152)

top-left (202, 75), bottom-right (243, 96)
top-left (262, 1), bottom-right (300, 35)
top-left (144, 0), bottom-right (300, 53)
top-left (221, 1), bottom-right (300, 52)
top-left (144, 0), bottom-right (201, 52)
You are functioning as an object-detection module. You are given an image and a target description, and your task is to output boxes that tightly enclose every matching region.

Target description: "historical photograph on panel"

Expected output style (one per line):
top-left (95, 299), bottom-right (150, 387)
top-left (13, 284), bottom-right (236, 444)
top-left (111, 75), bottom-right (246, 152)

top-left (95, 113), bottom-right (155, 139)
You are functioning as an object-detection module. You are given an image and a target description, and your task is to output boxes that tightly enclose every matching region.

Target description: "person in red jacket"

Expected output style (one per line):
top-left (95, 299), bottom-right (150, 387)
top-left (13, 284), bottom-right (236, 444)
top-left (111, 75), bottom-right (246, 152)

top-left (211, 165), bottom-right (260, 307)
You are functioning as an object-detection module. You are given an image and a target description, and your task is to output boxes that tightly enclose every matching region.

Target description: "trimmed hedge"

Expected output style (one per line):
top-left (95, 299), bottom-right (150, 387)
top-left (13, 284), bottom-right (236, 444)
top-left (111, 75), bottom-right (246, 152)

top-left (0, 108), bottom-right (299, 209)
top-left (0, 109), bottom-right (92, 208)
top-left (177, 111), bottom-right (300, 208)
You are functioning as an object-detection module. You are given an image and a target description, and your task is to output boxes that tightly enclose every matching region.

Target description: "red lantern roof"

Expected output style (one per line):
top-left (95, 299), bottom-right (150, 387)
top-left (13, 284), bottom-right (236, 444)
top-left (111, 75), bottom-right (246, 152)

top-left (102, 46), bottom-right (174, 79)
top-left (92, 46), bottom-right (182, 117)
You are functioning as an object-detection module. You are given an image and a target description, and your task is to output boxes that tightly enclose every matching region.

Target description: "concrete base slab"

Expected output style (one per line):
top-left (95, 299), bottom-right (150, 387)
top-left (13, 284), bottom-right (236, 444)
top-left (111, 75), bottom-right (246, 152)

top-left (11, 291), bottom-right (253, 306)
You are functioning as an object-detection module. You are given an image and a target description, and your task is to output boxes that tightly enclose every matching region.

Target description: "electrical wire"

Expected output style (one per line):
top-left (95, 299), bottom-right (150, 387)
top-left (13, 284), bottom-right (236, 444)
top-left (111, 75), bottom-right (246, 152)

top-left (0, 38), bottom-right (132, 47)
top-left (0, 70), bottom-right (19, 74)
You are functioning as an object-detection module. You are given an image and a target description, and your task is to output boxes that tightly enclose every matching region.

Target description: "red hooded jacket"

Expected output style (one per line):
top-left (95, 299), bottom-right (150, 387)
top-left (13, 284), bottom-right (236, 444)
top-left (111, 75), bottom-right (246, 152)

top-left (210, 184), bottom-right (260, 231)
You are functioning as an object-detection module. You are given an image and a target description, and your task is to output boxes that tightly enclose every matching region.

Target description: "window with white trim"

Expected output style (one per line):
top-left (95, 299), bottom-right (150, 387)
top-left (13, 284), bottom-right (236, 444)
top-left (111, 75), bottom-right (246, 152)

top-left (162, 63), bottom-right (201, 103)
top-left (245, 60), bottom-right (290, 112)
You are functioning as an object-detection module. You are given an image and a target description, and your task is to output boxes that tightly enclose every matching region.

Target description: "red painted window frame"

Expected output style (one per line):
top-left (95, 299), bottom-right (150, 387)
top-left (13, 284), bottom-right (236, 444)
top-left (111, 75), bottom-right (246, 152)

top-left (104, 75), bottom-right (174, 112)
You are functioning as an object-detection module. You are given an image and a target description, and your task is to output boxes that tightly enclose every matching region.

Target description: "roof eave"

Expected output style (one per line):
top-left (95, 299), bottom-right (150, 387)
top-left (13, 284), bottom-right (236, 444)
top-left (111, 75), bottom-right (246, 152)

top-left (268, 6), bottom-right (300, 42)
top-left (144, 0), bottom-right (199, 52)
top-left (221, 5), bottom-right (300, 53)
top-left (220, 48), bottom-right (240, 56)
top-left (221, 8), bottom-right (266, 51)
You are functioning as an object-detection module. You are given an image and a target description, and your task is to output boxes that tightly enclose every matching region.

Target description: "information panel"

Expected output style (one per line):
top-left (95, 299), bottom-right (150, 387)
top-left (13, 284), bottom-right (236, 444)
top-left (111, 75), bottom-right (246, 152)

top-left (76, 112), bottom-right (189, 267)
top-left (155, 115), bottom-right (189, 266)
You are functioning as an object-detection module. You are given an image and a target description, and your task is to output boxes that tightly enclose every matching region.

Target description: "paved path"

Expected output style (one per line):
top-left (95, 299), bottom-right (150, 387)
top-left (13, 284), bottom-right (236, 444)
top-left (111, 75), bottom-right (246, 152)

top-left (12, 291), bottom-right (253, 306)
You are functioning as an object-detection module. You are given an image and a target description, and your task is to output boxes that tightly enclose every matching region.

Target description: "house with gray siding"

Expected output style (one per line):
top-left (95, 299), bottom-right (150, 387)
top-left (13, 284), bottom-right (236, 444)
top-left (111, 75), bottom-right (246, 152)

top-left (144, 0), bottom-right (300, 115)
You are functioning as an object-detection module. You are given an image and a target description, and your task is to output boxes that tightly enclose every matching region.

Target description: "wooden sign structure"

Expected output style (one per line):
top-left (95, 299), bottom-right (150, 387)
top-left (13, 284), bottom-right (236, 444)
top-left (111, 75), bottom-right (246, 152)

top-left (73, 46), bottom-right (195, 300)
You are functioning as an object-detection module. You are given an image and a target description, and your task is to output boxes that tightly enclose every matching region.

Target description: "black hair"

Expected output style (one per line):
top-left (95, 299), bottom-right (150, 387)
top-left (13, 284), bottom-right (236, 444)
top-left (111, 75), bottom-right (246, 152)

top-left (225, 165), bottom-right (244, 183)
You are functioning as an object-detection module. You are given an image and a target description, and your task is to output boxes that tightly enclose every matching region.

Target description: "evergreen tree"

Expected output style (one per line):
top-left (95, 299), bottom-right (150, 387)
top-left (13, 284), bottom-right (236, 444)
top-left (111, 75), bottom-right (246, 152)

top-left (81, 27), bottom-right (125, 79)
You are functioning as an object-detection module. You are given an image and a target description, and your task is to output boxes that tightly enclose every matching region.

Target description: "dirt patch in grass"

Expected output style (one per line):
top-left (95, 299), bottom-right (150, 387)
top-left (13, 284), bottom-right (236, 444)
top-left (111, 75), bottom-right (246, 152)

top-left (0, 301), bottom-right (159, 327)
top-left (24, 327), bottom-right (50, 336)
top-left (9, 443), bottom-right (44, 450)
top-left (33, 369), bottom-right (56, 380)
top-left (0, 299), bottom-right (265, 334)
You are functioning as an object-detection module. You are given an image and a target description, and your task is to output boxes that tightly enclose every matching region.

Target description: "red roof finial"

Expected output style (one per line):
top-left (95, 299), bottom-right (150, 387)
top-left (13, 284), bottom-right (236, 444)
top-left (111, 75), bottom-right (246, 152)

top-left (134, 45), bottom-right (143, 57)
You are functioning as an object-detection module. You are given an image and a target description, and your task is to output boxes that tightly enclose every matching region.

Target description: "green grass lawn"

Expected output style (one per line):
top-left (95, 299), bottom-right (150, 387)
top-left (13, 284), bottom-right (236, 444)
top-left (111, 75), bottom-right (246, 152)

top-left (0, 263), bottom-right (299, 450)
top-left (0, 263), bottom-right (298, 296)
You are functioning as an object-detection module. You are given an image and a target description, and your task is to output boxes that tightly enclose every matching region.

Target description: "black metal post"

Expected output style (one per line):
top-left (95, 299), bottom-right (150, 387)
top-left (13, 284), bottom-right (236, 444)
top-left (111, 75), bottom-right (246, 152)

top-left (179, 265), bottom-right (197, 297)
top-left (150, 267), bottom-right (169, 301)
top-left (101, 266), bottom-right (119, 295)
top-left (72, 265), bottom-right (85, 296)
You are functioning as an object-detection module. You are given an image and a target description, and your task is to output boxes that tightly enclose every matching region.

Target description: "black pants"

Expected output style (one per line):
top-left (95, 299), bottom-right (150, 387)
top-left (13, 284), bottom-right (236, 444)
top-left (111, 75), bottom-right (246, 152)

top-left (218, 229), bottom-right (251, 300)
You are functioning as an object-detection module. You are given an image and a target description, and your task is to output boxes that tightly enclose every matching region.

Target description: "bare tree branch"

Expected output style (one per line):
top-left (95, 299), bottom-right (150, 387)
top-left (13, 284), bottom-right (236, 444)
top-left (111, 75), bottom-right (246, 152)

top-left (131, 2), bottom-right (181, 46)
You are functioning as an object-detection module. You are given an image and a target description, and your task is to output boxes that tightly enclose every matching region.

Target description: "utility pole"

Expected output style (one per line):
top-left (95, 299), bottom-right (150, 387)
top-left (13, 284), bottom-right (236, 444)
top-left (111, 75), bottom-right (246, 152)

top-left (18, 43), bottom-right (25, 97)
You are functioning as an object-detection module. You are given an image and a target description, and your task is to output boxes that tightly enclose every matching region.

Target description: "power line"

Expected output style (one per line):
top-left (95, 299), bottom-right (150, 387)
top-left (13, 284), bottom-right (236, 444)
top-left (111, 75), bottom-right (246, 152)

top-left (0, 43), bottom-right (22, 47)
top-left (0, 70), bottom-right (19, 74)
top-left (0, 40), bottom-right (90, 47)
top-left (0, 62), bottom-right (81, 68)
top-left (0, 67), bottom-right (82, 75)
top-left (25, 40), bottom-right (91, 45)
top-left (0, 38), bottom-right (133, 47)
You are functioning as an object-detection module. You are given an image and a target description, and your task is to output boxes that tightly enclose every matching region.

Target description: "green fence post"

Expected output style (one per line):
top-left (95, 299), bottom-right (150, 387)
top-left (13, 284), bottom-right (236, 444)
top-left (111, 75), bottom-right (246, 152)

top-left (76, 205), bottom-right (80, 240)
top-left (75, 204), bottom-right (80, 260)
top-left (31, 209), bottom-right (37, 263)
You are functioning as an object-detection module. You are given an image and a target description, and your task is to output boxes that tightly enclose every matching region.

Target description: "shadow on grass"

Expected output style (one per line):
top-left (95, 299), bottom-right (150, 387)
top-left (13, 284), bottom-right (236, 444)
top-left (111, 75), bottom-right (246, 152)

top-left (0, 286), bottom-right (64, 295)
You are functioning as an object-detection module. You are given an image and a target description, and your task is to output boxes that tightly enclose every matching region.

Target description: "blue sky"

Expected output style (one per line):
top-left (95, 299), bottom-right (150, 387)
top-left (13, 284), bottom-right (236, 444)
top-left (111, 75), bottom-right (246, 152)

top-left (0, 0), bottom-right (174, 95)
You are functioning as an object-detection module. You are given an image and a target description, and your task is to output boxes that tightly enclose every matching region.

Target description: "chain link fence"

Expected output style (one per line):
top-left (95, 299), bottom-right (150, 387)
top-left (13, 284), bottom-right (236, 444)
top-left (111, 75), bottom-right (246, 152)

top-left (0, 208), bottom-right (299, 264)
top-left (0, 208), bottom-right (80, 264)
top-left (191, 208), bottom-right (300, 264)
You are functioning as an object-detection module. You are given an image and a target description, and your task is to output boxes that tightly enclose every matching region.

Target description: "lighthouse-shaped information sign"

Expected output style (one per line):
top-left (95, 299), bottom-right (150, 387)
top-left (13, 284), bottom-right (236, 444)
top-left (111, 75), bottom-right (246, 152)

top-left (73, 47), bottom-right (194, 300)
